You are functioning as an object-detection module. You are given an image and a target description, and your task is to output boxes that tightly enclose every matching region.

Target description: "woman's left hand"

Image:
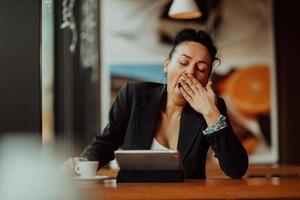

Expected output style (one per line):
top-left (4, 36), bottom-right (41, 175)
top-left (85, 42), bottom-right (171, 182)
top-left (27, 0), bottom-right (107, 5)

top-left (179, 73), bottom-right (221, 127)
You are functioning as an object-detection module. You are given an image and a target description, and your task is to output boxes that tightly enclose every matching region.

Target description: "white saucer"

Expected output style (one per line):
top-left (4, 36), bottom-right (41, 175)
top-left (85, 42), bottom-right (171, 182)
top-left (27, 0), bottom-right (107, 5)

top-left (72, 175), bottom-right (109, 181)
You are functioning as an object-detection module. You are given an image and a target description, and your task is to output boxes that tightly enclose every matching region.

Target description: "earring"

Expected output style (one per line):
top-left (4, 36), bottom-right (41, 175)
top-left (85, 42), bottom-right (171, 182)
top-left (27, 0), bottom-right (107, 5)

top-left (163, 72), bottom-right (168, 84)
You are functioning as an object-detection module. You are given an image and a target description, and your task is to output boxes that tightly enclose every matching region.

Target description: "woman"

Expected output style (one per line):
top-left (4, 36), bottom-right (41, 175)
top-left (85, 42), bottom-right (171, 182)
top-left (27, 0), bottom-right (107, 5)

top-left (64, 29), bottom-right (248, 179)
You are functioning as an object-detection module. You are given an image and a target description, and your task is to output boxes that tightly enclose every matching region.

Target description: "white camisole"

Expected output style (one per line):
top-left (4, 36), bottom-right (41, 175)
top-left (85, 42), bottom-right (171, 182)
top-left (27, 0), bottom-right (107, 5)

top-left (150, 137), bottom-right (171, 151)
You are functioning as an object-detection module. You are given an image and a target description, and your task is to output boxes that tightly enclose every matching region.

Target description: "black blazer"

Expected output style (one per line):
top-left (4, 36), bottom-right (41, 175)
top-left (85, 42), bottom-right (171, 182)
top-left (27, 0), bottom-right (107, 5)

top-left (81, 82), bottom-right (248, 179)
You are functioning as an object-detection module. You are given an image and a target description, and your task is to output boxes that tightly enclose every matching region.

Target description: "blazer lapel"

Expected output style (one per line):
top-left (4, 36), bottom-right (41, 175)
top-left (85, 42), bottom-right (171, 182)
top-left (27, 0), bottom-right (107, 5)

top-left (135, 86), bottom-right (166, 149)
top-left (177, 105), bottom-right (206, 161)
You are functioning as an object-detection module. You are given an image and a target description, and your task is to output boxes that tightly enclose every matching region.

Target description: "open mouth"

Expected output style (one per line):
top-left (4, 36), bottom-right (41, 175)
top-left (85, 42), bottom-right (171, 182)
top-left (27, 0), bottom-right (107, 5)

top-left (178, 83), bottom-right (182, 89)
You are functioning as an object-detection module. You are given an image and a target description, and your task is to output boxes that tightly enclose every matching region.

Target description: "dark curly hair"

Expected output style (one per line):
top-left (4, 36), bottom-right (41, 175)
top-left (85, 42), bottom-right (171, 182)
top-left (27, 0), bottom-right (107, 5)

top-left (168, 29), bottom-right (220, 73)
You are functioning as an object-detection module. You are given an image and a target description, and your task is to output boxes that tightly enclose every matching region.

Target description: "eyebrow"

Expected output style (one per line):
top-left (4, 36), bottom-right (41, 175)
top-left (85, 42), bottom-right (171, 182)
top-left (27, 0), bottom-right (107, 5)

top-left (179, 54), bottom-right (210, 66)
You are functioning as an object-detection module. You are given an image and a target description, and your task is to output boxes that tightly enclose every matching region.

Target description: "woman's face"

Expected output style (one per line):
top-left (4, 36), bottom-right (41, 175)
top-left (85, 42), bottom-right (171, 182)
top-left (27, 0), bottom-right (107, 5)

top-left (164, 41), bottom-right (212, 105)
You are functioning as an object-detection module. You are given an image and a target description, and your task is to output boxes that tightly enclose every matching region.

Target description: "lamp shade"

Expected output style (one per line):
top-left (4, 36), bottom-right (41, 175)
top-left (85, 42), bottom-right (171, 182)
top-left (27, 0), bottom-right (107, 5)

top-left (168, 0), bottom-right (202, 19)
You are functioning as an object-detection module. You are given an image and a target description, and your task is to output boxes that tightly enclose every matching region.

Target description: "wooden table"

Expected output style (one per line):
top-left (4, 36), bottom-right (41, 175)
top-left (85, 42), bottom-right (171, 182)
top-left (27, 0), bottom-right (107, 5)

top-left (75, 165), bottom-right (300, 200)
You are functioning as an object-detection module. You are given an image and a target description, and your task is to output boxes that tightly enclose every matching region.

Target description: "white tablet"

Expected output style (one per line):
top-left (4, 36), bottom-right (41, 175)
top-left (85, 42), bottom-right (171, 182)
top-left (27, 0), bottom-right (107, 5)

top-left (114, 150), bottom-right (182, 171)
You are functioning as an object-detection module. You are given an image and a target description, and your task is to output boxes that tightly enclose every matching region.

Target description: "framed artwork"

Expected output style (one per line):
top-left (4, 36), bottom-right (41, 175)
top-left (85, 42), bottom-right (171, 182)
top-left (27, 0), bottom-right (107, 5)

top-left (101, 0), bottom-right (277, 163)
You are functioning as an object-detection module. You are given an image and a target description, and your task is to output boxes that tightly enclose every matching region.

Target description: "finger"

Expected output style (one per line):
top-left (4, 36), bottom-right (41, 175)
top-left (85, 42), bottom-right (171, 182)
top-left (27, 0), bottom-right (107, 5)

top-left (74, 157), bottom-right (80, 163)
top-left (179, 86), bottom-right (192, 102)
top-left (183, 74), bottom-right (198, 93)
top-left (187, 74), bottom-right (205, 91)
top-left (206, 81), bottom-right (214, 94)
top-left (180, 79), bottom-right (194, 97)
top-left (67, 157), bottom-right (76, 171)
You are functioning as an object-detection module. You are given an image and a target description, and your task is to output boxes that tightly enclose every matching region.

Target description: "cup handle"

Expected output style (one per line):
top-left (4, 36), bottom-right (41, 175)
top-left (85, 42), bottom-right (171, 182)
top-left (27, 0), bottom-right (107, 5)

top-left (75, 164), bottom-right (80, 174)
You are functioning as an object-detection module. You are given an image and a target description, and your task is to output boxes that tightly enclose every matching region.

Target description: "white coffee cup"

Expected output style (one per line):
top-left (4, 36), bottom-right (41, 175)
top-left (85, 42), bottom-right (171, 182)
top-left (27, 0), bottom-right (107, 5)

top-left (75, 161), bottom-right (99, 178)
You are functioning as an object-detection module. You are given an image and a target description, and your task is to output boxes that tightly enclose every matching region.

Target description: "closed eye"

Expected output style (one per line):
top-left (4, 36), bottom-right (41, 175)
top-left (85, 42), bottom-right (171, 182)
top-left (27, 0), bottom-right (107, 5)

top-left (196, 62), bottom-right (209, 73)
top-left (179, 61), bottom-right (188, 65)
top-left (197, 68), bottom-right (205, 73)
top-left (178, 60), bottom-right (189, 65)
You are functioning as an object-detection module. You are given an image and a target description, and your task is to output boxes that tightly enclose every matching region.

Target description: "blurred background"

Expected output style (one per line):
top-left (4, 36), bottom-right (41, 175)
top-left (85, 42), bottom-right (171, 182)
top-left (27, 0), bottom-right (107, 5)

top-left (0, 0), bottom-right (299, 166)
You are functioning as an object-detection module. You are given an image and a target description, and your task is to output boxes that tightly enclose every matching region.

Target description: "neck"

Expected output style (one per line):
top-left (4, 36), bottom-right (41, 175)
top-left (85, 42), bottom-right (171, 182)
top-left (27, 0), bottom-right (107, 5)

top-left (163, 95), bottom-right (185, 117)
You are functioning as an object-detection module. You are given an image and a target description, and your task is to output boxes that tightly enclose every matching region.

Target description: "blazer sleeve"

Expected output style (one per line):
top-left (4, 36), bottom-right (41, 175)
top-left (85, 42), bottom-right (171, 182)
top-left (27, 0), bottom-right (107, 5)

top-left (204, 98), bottom-right (249, 178)
top-left (80, 83), bottom-right (131, 168)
